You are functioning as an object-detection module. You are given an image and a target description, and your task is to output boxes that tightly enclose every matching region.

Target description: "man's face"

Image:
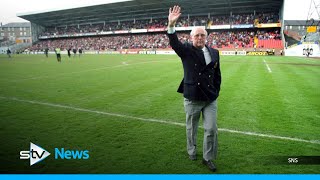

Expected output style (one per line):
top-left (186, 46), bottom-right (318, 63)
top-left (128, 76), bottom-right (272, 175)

top-left (191, 28), bottom-right (207, 49)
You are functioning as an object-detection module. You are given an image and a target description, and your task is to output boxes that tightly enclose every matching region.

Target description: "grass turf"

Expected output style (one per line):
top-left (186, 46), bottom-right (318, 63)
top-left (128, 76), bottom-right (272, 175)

top-left (0, 54), bottom-right (319, 173)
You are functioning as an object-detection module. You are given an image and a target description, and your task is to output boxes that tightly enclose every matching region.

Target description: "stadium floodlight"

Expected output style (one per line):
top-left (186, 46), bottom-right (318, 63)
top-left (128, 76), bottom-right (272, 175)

top-left (303, 0), bottom-right (320, 42)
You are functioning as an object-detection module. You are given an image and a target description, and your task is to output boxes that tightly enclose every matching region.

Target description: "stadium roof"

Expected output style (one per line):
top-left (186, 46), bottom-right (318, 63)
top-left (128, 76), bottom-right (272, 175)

top-left (284, 20), bottom-right (320, 26)
top-left (18, 0), bottom-right (283, 27)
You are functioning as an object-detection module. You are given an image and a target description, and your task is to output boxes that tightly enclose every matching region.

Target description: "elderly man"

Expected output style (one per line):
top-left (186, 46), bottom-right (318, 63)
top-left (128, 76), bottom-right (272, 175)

top-left (167, 5), bottom-right (221, 172)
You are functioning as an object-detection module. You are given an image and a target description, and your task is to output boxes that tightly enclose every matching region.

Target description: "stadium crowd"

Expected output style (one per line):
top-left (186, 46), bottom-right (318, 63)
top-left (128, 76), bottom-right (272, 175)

top-left (31, 29), bottom-right (281, 51)
top-left (40, 12), bottom-right (279, 36)
top-left (27, 12), bottom-right (282, 52)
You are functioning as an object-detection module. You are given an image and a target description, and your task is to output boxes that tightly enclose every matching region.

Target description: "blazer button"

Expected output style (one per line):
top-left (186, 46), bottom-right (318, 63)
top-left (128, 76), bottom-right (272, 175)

top-left (199, 73), bottom-right (201, 75)
top-left (208, 85), bottom-right (210, 87)
top-left (198, 83), bottom-right (200, 85)
top-left (195, 64), bottom-right (197, 66)
top-left (209, 75), bottom-right (211, 77)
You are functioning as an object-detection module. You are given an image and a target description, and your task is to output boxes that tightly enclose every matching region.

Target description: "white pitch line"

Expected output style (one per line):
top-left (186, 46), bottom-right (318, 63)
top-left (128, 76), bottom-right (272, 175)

top-left (263, 59), bottom-right (272, 73)
top-left (1, 96), bottom-right (319, 145)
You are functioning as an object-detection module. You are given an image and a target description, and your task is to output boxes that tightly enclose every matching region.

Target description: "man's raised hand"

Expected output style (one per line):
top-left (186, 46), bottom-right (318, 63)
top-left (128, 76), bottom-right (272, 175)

top-left (168, 5), bottom-right (181, 27)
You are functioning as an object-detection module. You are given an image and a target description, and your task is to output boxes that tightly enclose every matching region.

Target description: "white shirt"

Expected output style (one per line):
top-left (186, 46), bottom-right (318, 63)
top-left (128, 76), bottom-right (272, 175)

top-left (202, 47), bottom-right (212, 65)
top-left (167, 27), bottom-right (175, 34)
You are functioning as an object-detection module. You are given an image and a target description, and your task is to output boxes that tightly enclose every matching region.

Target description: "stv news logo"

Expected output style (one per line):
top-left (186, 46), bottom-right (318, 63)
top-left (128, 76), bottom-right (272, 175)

top-left (20, 142), bottom-right (50, 166)
top-left (20, 142), bottom-right (90, 166)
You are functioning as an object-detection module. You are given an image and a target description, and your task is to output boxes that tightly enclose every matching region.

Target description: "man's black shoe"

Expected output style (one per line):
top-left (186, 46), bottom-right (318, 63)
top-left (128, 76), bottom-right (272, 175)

top-left (189, 155), bottom-right (197, 161)
top-left (202, 159), bottom-right (217, 172)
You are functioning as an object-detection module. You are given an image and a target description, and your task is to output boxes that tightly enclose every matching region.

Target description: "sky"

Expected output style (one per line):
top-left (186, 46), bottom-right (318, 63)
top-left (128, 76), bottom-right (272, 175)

top-left (0, 0), bottom-right (130, 24)
top-left (0, 0), bottom-right (319, 25)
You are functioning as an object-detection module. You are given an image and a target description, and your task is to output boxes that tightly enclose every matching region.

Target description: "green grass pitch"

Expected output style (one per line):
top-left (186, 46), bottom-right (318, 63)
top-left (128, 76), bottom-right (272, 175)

top-left (0, 53), bottom-right (319, 173)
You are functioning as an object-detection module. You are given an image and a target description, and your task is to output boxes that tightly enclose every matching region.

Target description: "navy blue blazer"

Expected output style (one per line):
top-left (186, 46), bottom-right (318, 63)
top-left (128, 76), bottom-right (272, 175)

top-left (168, 32), bottom-right (221, 102)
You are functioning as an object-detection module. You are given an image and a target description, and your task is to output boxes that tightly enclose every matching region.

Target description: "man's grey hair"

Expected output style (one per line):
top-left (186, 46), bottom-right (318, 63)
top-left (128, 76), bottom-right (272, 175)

top-left (190, 27), bottom-right (208, 37)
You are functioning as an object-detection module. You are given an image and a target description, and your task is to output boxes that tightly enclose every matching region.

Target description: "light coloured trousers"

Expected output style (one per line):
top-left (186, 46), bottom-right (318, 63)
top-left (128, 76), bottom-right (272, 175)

top-left (184, 98), bottom-right (218, 161)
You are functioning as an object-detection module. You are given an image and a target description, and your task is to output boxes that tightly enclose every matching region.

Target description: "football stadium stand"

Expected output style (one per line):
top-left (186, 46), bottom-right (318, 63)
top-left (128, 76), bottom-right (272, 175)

top-left (16, 0), bottom-right (291, 55)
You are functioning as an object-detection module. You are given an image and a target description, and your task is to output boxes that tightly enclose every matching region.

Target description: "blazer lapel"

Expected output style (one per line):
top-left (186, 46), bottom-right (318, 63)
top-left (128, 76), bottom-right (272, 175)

top-left (192, 46), bottom-right (206, 66)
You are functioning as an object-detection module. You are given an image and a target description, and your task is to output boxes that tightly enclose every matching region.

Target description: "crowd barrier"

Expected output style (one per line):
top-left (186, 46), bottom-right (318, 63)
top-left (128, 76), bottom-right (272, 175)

top-left (20, 50), bottom-right (277, 56)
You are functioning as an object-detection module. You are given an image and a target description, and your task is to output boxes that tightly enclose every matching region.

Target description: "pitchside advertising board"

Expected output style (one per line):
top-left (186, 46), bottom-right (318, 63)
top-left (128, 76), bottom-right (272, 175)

top-left (219, 51), bottom-right (246, 56)
top-left (21, 50), bottom-right (277, 55)
top-left (219, 51), bottom-right (274, 56)
top-left (246, 51), bottom-right (275, 56)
